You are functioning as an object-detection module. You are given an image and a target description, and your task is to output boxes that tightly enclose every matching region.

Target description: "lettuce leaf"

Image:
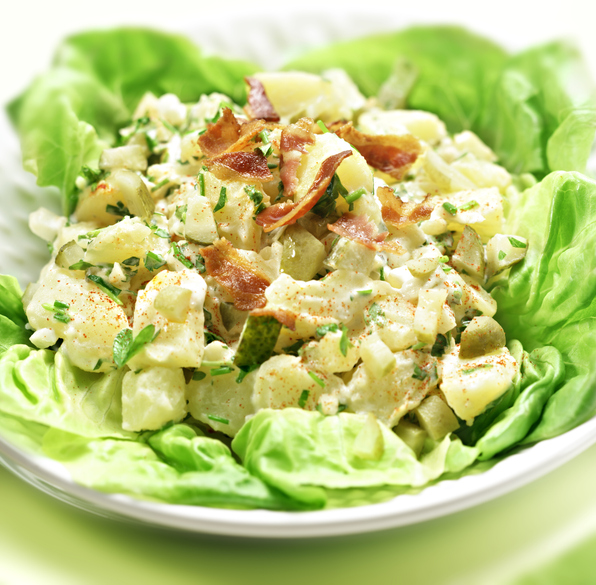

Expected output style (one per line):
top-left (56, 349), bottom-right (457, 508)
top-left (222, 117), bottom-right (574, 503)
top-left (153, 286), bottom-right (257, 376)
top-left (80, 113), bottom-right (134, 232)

top-left (7, 28), bottom-right (259, 215)
top-left (0, 275), bottom-right (31, 354)
top-left (493, 172), bottom-right (596, 442)
top-left (284, 26), bottom-right (596, 177)
top-left (232, 408), bottom-right (478, 508)
top-left (42, 424), bottom-right (300, 510)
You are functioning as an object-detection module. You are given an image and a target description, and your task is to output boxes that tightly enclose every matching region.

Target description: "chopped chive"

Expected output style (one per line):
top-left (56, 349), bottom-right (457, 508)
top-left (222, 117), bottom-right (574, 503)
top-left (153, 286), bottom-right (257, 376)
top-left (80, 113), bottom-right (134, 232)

top-left (283, 340), bottom-right (306, 355)
top-left (357, 289), bottom-right (373, 295)
top-left (442, 202), bottom-right (458, 215)
top-left (207, 414), bottom-right (229, 424)
top-left (145, 251), bottom-right (166, 271)
top-left (192, 370), bottom-right (207, 381)
top-left (151, 178), bottom-right (169, 192)
top-left (438, 255), bottom-right (450, 263)
top-left (298, 390), bottom-right (310, 409)
top-left (379, 266), bottom-right (386, 281)
top-left (170, 242), bottom-right (194, 269)
top-left (308, 371), bottom-right (325, 387)
top-left (175, 204), bottom-right (188, 224)
top-left (458, 200), bottom-right (479, 211)
top-left (498, 250), bottom-right (507, 261)
top-left (508, 237), bottom-right (527, 249)
top-left (339, 325), bottom-right (350, 357)
top-left (462, 364), bottom-right (493, 375)
top-left (316, 120), bottom-right (330, 133)
top-left (160, 118), bottom-right (178, 134)
top-left (337, 404), bottom-right (347, 414)
top-left (53, 300), bottom-right (70, 310)
top-left (258, 130), bottom-right (270, 144)
top-left (210, 365), bottom-right (234, 376)
top-left (316, 323), bottom-right (339, 338)
top-left (87, 275), bottom-right (123, 305)
top-left (344, 187), bottom-right (366, 210)
top-left (410, 342), bottom-right (426, 350)
top-left (69, 260), bottom-right (94, 271)
top-left (198, 173), bottom-right (206, 197)
top-left (93, 359), bottom-right (103, 371)
top-left (213, 186), bottom-right (227, 212)
top-left (52, 312), bottom-right (71, 324)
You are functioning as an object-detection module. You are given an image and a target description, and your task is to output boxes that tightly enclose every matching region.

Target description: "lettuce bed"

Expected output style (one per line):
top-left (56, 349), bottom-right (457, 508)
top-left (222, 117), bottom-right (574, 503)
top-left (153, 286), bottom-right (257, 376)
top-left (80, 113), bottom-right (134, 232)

top-left (2, 25), bottom-right (596, 511)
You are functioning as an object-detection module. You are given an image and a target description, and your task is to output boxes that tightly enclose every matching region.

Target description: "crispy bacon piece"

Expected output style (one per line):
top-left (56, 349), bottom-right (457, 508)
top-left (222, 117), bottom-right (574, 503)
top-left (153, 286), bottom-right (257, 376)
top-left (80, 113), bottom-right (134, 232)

top-left (377, 185), bottom-right (434, 229)
top-left (255, 200), bottom-right (297, 229)
top-left (334, 122), bottom-right (422, 180)
top-left (280, 118), bottom-right (316, 196)
top-left (199, 239), bottom-right (271, 311)
top-left (257, 149), bottom-right (353, 233)
top-left (197, 107), bottom-right (241, 157)
top-left (250, 307), bottom-right (297, 331)
top-left (205, 151), bottom-right (274, 183)
top-left (244, 77), bottom-right (280, 122)
top-left (327, 213), bottom-right (405, 255)
top-left (327, 213), bottom-right (388, 250)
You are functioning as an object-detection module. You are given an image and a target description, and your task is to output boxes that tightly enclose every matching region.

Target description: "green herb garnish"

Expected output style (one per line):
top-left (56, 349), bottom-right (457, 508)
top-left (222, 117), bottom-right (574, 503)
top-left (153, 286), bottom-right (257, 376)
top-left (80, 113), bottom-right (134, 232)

top-left (145, 251), bottom-right (166, 271)
top-left (87, 275), bottom-right (123, 305)
top-left (207, 414), bottom-right (229, 424)
top-left (213, 186), bottom-right (227, 212)
top-left (412, 364), bottom-right (428, 381)
top-left (113, 324), bottom-right (159, 368)
top-left (308, 371), bottom-right (325, 387)
top-left (458, 200), bottom-right (479, 211)
top-left (298, 390), bottom-right (310, 409)
top-left (508, 237), bottom-right (527, 249)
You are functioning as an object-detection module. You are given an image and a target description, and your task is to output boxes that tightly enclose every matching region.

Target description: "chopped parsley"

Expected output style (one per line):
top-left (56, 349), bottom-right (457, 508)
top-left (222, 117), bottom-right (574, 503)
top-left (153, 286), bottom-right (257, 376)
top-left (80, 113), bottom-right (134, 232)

top-left (170, 242), bottom-right (194, 269)
top-left (283, 340), bottom-right (306, 356)
top-left (245, 185), bottom-right (266, 217)
top-left (122, 256), bottom-right (140, 267)
top-left (69, 260), bottom-right (94, 271)
top-left (192, 371), bottom-right (207, 381)
top-left (113, 324), bottom-right (159, 368)
top-left (412, 364), bottom-right (428, 381)
top-left (365, 302), bottom-right (387, 327)
top-left (312, 173), bottom-right (347, 217)
top-left (316, 120), bottom-right (329, 133)
top-left (236, 364), bottom-right (259, 383)
top-left (175, 204), bottom-right (188, 224)
top-left (498, 250), bottom-right (507, 261)
top-left (210, 365), bottom-right (234, 376)
top-left (508, 237), bottom-right (527, 249)
top-left (145, 251), bottom-right (166, 271)
top-left (339, 325), bottom-right (350, 357)
top-left (106, 201), bottom-right (130, 217)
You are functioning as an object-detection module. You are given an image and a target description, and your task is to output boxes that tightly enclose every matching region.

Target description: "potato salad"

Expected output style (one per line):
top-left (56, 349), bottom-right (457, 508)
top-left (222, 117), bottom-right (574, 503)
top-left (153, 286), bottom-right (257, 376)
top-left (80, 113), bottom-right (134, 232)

top-left (22, 69), bottom-right (528, 456)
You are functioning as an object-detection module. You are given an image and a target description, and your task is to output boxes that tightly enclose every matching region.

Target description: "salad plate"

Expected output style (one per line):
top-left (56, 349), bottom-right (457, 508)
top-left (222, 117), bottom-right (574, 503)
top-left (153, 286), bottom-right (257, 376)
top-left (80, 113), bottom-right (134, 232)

top-left (2, 11), bottom-right (596, 538)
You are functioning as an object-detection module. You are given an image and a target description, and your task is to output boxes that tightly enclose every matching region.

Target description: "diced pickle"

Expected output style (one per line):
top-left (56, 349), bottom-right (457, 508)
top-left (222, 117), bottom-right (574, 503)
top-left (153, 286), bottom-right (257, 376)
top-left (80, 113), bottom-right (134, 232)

top-left (105, 169), bottom-right (155, 220)
top-left (280, 224), bottom-right (326, 281)
top-left (55, 240), bottom-right (85, 270)
top-left (459, 316), bottom-right (506, 359)
top-left (394, 419), bottom-right (427, 457)
top-left (352, 413), bottom-right (385, 460)
top-left (219, 301), bottom-right (247, 335)
top-left (414, 394), bottom-right (459, 440)
top-left (406, 256), bottom-right (440, 278)
top-left (234, 313), bottom-right (283, 368)
top-left (360, 333), bottom-right (396, 379)
top-left (154, 285), bottom-right (192, 323)
top-left (452, 225), bottom-right (485, 280)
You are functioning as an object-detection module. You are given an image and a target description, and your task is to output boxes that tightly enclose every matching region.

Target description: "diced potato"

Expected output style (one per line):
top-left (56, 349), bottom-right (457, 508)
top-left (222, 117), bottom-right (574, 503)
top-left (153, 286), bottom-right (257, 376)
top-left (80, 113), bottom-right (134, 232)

top-left (154, 285), bottom-right (192, 323)
top-left (414, 288), bottom-right (448, 344)
top-left (358, 109), bottom-right (447, 145)
top-left (360, 332), bottom-right (396, 379)
top-left (394, 419), bottom-right (427, 457)
top-left (352, 413), bottom-right (385, 460)
top-left (452, 158), bottom-right (511, 194)
top-left (440, 345), bottom-right (518, 422)
top-left (452, 225), bottom-right (486, 281)
top-left (84, 217), bottom-right (152, 265)
top-left (459, 316), bottom-right (506, 359)
top-left (75, 181), bottom-right (127, 226)
top-left (185, 191), bottom-right (218, 244)
top-left (342, 350), bottom-right (437, 428)
top-left (24, 264), bottom-right (129, 372)
top-left (486, 233), bottom-right (528, 278)
top-left (323, 236), bottom-right (376, 274)
top-left (453, 131), bottom-right (497, 162)
top-left (105, 169), bottom-right (154, 220)
top-left (99, 145), bottom-right (148, 172)
top-left (29, 207), bottom-right (66, 242)
top-left (252, 355), bottom-right (344, 411)
top-left (301, 329), bottom-right (359, 374)
top-left (127, 270), bottom-right (207, 369)
top-left (281, 224), bottom-right (326, 280)
top-left (460, 274), bottom-right (497, 317)
top-left (121, 367), bottom-right (186, 431)
top-left (422, 149), bottom-right (477, 192)
top-left (414, 395), bottom-right (460, 440)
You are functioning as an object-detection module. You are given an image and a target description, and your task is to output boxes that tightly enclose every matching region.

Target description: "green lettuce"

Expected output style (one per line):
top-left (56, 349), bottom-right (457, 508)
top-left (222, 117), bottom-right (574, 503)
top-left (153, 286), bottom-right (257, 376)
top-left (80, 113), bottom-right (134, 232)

top-left (4, 25), bottom-right (596, 510)
top-left (285, 26), bottom-right (596, 177)
top-left (7, 27), bottom-right (260, 215)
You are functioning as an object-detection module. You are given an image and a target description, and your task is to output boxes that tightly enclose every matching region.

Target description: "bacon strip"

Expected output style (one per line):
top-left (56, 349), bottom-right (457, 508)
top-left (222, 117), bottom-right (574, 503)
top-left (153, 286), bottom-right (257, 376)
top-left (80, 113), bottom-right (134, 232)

top-left (334, 123), bottom-right (422, 180)
top-left (245, 77), bottom-right (280, 122)
top-left (199, 239), bottom-right (271, 311)
top-left (250, 307), bottom-right (296, 331)
top-left (205, 151), bottom-right (274, 183)
top-left (257, 150), bottom-right (352, 233)
top-left (255, 201), bottom-right (297, 229)
top-left (377, 186), bottom-right (434, 229)
top-left (327, 213), bottom-right (388, 250)
top-left (197, 107), bottom-right (241, 157)
top-left (327, 213), bottom-right (405, 254)
top-left (279, 118), bottom-right (316, 197)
